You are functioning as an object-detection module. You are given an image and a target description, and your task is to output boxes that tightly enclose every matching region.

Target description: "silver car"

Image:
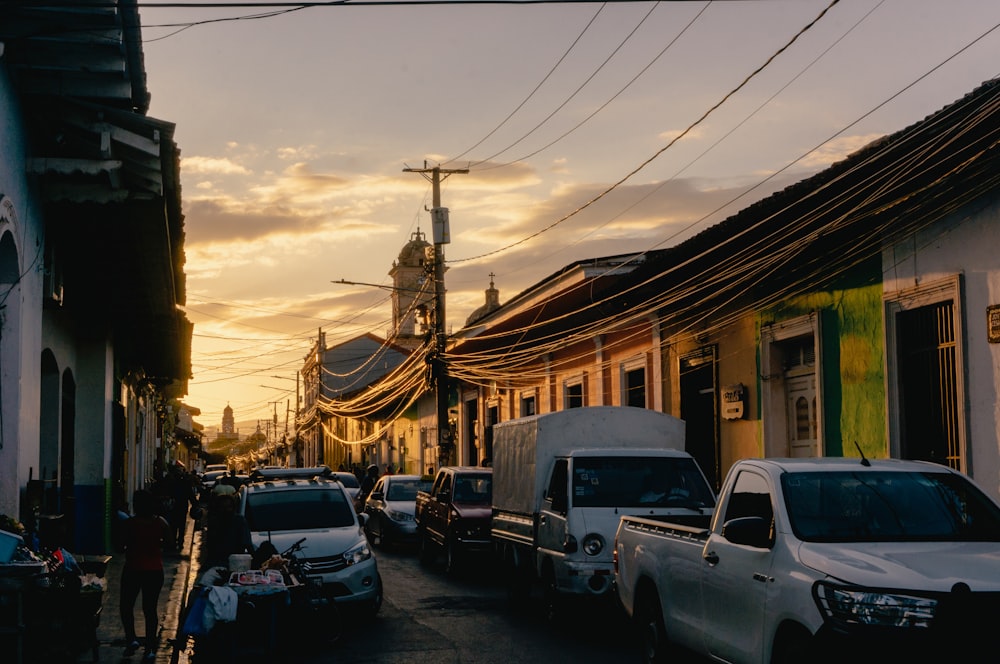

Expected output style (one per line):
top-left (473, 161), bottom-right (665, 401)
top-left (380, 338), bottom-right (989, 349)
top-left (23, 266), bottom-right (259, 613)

top-left (363, 474), bottom-right (432, 547)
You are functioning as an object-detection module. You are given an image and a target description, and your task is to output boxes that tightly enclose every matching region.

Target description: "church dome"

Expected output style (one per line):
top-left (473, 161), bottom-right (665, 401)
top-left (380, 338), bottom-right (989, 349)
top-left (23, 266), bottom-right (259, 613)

top-left (397, 229), bottom-right (430, 266)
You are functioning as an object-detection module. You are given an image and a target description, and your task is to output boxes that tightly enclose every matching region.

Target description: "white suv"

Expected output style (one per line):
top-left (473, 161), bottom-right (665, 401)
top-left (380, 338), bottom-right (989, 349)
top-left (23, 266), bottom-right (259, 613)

top-left (238, 467), bottom-right (382, 615)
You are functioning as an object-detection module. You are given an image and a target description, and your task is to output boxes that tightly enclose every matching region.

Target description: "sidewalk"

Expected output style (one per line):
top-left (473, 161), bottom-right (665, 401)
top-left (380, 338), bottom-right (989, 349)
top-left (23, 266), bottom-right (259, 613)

top-left (93, 520), bottom-right (202, 664)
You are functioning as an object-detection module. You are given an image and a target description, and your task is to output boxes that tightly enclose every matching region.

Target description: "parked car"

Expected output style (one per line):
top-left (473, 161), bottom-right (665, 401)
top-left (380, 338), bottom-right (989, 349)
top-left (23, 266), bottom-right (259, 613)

top-left (415, 466), bottom-right (493, 572)
top-left (363, 474), bottom-right (432, 547)
top-left (330, 471), bottom-right (362, 503)
top-left (238, 466), bottom-right (382, 616)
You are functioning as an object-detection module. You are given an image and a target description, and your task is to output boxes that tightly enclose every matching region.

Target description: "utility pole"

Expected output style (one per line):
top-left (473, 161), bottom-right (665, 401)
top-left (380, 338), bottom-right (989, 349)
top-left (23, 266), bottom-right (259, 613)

top-left (403, 162), bottom-right (467, 468)
top-left (268, 400), bottom-right (280, 464)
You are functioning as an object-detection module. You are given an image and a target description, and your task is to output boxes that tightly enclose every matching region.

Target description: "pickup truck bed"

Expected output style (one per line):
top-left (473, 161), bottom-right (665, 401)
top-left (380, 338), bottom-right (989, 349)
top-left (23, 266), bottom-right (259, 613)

top-left (614, 457), bottom-right (1000, 664)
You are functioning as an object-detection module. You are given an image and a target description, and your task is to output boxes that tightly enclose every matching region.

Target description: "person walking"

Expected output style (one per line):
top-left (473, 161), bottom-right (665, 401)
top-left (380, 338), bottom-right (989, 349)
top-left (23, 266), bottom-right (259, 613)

top-left (120, 488), bottom-right (171, 660)
top-left (201, 491), bottom-right (254, 570)
top-left (165, 462), bottom-right (198, 551)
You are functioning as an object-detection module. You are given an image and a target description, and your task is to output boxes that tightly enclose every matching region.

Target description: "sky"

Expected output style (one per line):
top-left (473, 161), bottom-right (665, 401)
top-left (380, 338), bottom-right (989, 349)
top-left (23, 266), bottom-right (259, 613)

top-left (135, 0), bottom-right (1000, 435)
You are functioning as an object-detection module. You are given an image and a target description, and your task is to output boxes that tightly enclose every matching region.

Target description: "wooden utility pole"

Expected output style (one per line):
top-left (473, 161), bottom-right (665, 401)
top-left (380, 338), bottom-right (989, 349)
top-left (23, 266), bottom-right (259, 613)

top-left (403, 163), bottom-right (467, 467)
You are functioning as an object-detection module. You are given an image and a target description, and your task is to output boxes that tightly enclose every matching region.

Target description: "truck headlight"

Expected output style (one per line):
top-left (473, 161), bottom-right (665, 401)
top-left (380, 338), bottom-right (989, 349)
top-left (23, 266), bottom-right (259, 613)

top-left (343, 542), bottom-right (372, 566)
top-left (814, 581), bottom-right (937, 629)
top-left (582, 533), bottom-right (605, 556)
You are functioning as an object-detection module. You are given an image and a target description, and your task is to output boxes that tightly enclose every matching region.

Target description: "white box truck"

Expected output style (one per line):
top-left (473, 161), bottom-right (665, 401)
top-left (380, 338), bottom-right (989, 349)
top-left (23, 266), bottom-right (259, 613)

top-left (490, 406), bottom-right (715, 618)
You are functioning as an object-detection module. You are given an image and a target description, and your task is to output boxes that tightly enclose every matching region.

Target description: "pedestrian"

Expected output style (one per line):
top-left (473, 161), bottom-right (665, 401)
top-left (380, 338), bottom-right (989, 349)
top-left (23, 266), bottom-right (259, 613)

top-left (120, 488), bottom-right (171, 661)
top-left (217, 468), bottom-right (243, 492)
top-left (201, 491), bottom-right (254, 570)
top-left (165, 462), bottom-right (198, 550)
top-left (356, 464), bottom-right (380, 512)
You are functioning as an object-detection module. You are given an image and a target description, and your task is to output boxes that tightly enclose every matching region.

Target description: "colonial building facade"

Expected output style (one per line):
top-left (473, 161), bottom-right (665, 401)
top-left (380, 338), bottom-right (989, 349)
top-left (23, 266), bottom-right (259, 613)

top-left (0, 4), bottom-right (192, 552)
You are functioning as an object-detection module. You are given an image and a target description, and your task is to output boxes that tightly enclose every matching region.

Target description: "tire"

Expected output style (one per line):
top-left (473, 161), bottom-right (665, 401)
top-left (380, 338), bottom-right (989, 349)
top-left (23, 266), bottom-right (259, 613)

top-left (364, 573), bottom-right (384, 617)
top-left (377, 516), bottom-right (391, 548)
top-left (418, 532), bottom-right (436, 566)
top-left (542, 564), bottom-right (561, 623)
top-left (444, 537), bottom-right (461, 574)
top-left (771, 625), bottom-right (814, 664)
top-left (504, 547), bottom-right (531, 603)
top-left (636, 590), bottom-right (670, 664)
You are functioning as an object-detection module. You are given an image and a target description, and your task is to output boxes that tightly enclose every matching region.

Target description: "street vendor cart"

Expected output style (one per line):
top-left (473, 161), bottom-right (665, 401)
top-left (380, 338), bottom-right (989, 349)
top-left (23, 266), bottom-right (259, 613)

top-left (0, 552), bottom-right (110, 664)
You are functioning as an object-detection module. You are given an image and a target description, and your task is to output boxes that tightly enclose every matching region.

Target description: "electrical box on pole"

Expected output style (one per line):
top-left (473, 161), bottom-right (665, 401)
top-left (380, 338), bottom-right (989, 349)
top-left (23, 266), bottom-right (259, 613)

top-left (431, 207), bottom-right (450, 244)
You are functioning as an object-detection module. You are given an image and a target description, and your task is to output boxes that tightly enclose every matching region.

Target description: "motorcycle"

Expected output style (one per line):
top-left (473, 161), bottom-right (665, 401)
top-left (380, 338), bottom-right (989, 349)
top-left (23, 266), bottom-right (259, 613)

top-left (256, 537), bottom-right (342, 644)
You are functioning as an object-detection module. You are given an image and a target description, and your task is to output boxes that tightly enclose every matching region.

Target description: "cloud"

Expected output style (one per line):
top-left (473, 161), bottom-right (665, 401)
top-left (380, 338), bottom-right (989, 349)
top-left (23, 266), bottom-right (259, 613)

top-left (277, 145), bottom-right (319, 161)
top-left (182, 156), bottom-right (252, 176)
top-left (658, 126), bottom-right (706, 142)
top-left (799, 134), bottom-right (883, 169)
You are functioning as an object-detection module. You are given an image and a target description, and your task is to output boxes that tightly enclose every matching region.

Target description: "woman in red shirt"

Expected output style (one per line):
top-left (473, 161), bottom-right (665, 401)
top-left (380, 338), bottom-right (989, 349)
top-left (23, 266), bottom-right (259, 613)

top-left (120, 488), bottom-right (171, 660)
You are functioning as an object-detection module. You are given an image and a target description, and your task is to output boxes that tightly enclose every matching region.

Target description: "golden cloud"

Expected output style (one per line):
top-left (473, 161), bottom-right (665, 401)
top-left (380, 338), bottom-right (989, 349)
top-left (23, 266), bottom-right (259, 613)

top-left (182, 156), bottom-right (252, 176)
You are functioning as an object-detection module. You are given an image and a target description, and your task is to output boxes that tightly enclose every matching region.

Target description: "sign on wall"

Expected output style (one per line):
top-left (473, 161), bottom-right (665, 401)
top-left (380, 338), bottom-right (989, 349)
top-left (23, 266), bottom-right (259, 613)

top-left (989, 304), bottom-right (1000, 343)
top-left (722, 383), bottom-right (746, 420)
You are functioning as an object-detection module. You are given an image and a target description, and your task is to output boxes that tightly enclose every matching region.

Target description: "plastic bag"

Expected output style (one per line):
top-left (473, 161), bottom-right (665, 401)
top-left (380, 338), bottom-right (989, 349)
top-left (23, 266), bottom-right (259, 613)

top-left (181, 589), bottom-right (210, 637)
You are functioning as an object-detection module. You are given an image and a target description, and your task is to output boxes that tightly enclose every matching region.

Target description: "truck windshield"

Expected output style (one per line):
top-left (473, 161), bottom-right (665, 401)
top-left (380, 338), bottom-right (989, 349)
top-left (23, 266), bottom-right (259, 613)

top-left (781, 470), bottom-right (1000, 542)
top-left (572, 457), bottom-right (716, 509)
top-left (452, 474), bottom-right (492, 504)
top-left (244, 488), bottom-right (356, 531)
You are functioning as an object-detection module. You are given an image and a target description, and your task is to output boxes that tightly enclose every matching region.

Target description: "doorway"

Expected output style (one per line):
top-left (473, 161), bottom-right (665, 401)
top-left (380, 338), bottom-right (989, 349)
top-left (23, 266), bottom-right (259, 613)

top-left (680, 347), bottom-right (720, 491)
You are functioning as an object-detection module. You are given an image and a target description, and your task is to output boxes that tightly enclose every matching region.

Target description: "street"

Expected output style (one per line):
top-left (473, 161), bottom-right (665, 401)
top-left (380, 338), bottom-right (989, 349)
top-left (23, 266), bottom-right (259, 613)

top-left (310, 545), bottom-right (642, 663)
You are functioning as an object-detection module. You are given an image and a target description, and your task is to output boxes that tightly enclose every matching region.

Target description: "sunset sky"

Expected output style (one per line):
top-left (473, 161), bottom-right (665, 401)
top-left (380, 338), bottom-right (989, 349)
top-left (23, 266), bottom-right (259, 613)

top-left (136, 0), bottom-right (1000, 433)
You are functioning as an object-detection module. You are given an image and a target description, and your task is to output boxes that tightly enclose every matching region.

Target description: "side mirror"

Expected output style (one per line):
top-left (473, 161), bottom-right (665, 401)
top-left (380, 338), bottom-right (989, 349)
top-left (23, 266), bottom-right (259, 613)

top-left (722, 516), bottom-right (773, 549)
top-left (370, 491), bottom-right (384, 501)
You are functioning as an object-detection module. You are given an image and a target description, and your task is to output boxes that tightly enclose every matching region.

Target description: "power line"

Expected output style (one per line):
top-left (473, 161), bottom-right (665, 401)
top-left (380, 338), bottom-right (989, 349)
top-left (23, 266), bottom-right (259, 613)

top-left (450, 0), bottom-right (841, 263)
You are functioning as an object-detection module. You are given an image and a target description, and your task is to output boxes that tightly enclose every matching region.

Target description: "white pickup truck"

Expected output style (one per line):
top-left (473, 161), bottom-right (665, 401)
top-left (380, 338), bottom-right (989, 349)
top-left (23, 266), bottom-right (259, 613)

top-left (613, 457), bottom-right (1000, 664)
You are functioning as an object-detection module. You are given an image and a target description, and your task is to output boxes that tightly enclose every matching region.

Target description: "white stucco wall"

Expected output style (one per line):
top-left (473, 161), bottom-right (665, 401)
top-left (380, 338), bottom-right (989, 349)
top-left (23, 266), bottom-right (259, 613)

top-left (0, 61), bottom-right (45, 518)
top-left (883, 194), bottom-right (1000, 500)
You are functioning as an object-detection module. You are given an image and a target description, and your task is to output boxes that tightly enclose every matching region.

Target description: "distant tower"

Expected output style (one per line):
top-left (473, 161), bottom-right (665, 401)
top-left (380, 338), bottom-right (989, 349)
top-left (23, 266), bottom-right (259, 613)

top-left (389, 229), bottom-right (436, 343)
top-left (222, 403), bottom-right (235, 435)
top-left (465, 272), bottom-right (502, 326)
top-left (216, 403), bottom-right (239, 444)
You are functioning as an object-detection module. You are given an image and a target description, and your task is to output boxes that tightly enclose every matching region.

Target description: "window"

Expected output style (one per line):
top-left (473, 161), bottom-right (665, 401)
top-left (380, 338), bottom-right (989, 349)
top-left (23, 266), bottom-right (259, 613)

top-left (386, 478), bottom-right (430, 501)
top-left (452, 474), bottom-right (492, 504)
top-left (724, 471), bottom-right (773, 524)
top-left (546, 459), bottom-right (569, 512)
top-left (782, 470), bottom-right (1000, 542)
top-left (244, 487), bottom-right (355, 531)
top-left (571, 456), bottom-right (716, 509)
top-left (521, 395), bottom-right (536, 417)
top-left (624, 365), bottom-right (646, 408)
top-left (565, 381), bottom-right (584, 409)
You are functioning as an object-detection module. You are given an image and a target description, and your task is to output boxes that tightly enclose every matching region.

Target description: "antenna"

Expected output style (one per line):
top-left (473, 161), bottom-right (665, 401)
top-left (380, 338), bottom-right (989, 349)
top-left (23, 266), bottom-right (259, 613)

top-left (853, 441), bottom-right (871, 467)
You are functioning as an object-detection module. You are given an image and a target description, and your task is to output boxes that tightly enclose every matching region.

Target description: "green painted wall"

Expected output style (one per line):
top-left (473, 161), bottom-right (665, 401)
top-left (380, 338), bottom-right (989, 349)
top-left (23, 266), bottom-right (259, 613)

top-left (762, 260), bottom-right (886, 460)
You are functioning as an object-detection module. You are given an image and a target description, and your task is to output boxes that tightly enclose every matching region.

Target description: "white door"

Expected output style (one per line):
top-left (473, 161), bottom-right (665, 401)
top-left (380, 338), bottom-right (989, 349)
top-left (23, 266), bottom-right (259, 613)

top-left (786, 372), bottom-right (818, 457)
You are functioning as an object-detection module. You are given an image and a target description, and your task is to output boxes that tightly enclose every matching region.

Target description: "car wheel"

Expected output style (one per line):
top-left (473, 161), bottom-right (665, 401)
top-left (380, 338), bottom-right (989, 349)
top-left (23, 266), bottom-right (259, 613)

top-left (772, 625), bottom-right (815, 664)
top-left (542, 564), bottom-right (561, 623)
top-left (418, 532), bottom-right (436, 566)
top-left (503, 546), bottom-right (531, 604)
top-left (637, 589), bottom-right (670, 664)
top-left (364, 573), bottom-right (384, 617)
top-left (377, 515), bottom-right (391, 548)
top-left (444, 537), bottom-right (461, 574)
